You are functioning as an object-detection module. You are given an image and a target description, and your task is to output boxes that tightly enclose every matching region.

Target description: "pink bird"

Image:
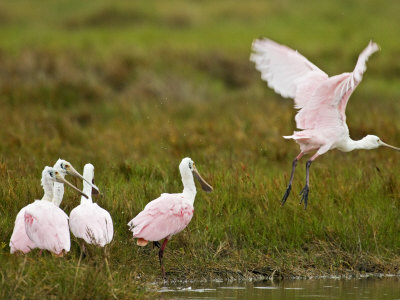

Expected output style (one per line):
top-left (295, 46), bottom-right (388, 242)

top-left (250, 38), bottom-right (400, 208)
top-left (24, 167), bottom-right (87, 256)
top-left (69, 163), bottom-right (113, 248)
top-left (128, 157), bottom-right (213, 277)
top-left (10, 166), bottom-right (87, 255)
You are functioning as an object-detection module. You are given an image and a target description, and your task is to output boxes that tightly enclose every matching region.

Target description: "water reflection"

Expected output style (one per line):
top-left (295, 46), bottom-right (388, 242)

top-left (158, 277), bottom-right (400, 299)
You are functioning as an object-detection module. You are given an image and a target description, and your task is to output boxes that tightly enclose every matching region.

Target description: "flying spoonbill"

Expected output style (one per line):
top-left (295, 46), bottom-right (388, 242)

top-left (250, 39), bottom-right (400, 208)
top-left (128, 157), bottom-right (213, 277)
top-left (69, 163), bottom-right (113, 249)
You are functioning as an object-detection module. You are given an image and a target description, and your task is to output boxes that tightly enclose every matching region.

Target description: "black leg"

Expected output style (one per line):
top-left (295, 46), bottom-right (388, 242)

top-left (80, 241), bottom-right (87, 259)
top-left (158, 238), bottom-right (169, 278)
top-left (299, 160), bottom-right (312, 209)
top-left (281, 158), bottom-right (298, 206)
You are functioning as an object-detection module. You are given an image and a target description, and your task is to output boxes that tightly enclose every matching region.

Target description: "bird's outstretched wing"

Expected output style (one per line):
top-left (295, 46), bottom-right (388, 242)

top-left (250, 38), bottom-right (328, 99)
top-left (294, 41), bottom-right (379, 130)
top-left (251, 39), bottom-right (379, 131)
top-left (332, 41), bottom-right (379, 121)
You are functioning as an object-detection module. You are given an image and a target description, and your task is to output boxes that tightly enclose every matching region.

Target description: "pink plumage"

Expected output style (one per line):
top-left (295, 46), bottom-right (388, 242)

top-left (9, 207), bottom-right (36, 254)
top-left (129, 193), bottom-right (194, 242)
top-left (24, 200), bottom-right (70, 255)
top-left (250, 38), bottom-right (399, 208)
top-left (128, 157), bottom-right (213, 277)
top-left (251, 38), bottom-right (379, 152)
top-left (10, 166), bottom-right (87, 255)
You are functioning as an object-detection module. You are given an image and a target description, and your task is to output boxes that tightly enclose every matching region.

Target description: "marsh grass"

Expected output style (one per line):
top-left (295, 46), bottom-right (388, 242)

top-left (1, 0), bottom-right (400, 298)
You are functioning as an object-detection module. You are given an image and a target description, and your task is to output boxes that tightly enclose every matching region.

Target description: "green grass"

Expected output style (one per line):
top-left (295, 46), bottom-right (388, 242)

top-left (1, 0), bottom-right (400, 298)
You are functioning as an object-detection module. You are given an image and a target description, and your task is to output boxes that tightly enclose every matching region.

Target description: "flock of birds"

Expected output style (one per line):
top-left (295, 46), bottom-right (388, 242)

top-left (10, 160), bottom-right (113, 256)
top-left (9, 38), bottom-right (400, 276)
top-left (9, 157), bottom-right (212, 277)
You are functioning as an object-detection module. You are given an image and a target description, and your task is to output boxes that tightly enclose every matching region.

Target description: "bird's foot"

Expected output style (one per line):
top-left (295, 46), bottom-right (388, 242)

top-left (153, 241), bottom-right (161, 249)
top-left (280, 184), bottom-right (292, 207)
top-left (299, 185), bottom-right (309, 209)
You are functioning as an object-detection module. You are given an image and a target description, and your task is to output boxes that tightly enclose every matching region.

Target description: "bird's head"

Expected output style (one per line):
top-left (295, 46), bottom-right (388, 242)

top-left (42, 166), bottom-right (59, 183)
top-left (179, 157), bottom-right (213, 192)
top-left (362, 135), bottom-right (400, 151)
top-left (54, 158), bottom-right (100, 193)
top-left (42, 166), bottom-right (88, 198)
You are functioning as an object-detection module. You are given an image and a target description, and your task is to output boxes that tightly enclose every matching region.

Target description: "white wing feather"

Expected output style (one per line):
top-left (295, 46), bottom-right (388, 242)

top-left (250, 38), bottom-right (328, 99)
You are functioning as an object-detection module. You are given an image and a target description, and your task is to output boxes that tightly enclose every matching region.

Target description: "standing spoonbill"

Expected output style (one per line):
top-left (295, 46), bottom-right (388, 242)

top-left (53, 158), bottom-right (100, 207)
top-left (24, 167), bottom-right (88, 256)
top-left (128, 157), bottom-right (213, 277)
top-left (69, 163), bottom-right (113, 248)
top-left (9, 166), bottom-right (87, 254)
top-left (250, 39), bottom-right (400, 208)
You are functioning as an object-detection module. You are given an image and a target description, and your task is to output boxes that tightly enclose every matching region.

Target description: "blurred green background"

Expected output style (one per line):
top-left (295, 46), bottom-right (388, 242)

top-left (0, 0), bottom-right (400, 298)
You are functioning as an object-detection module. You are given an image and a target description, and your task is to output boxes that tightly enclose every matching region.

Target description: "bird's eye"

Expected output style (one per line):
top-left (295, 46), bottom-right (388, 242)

top-left (189, 162), bottom-right (192, 169)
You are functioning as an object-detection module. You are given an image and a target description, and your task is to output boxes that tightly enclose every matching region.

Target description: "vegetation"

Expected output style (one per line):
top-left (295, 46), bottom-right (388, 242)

top-left (1, 0), bottom-right (400, 298)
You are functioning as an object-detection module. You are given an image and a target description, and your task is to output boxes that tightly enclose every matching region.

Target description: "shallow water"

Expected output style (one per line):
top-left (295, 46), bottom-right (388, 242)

top-left (158, 277), bottom-right (400, 299)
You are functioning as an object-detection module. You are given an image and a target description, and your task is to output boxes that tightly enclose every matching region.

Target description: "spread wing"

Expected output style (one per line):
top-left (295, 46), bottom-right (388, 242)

top-left (250, 38), bottom-right (328, 99)
top-left (251, 38), bottom-right (379, 130)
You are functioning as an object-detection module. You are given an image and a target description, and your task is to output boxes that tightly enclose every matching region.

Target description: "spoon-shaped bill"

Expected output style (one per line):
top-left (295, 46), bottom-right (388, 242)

top-left (381, 141), bottom-right (400, 151)
top-left (66, 165), bottom-right (100, 193)
top-left (192, 166), bottom-right (213, 192)
top-left (92, 178), bottom-right (99, 195)
top-left (55, 173), bottom-right (89, 199)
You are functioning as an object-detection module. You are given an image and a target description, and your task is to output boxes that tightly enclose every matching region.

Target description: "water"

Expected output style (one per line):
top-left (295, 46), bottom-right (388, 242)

top-left (158, 277), bottom-right (400, 299)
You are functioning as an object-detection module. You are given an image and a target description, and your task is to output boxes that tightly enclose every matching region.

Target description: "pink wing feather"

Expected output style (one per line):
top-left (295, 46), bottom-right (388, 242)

top-left (128, 193), bottom-right (194, 242)
top-left (9, 206), bottom-right (36, 254)
top-left (251, 39), bottom-right (379, 132)
top-left (250, 38), bottom-right (328, 99)
top-left (24, 200), bottom-right (70, 254)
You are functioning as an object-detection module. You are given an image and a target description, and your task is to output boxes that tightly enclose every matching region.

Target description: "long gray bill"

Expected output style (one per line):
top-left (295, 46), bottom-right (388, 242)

top-left (192, 166), bottom-right (213, 192)
top-left (382, 141), bottom-right (400, 151)
top-left (92, 178), bottom-right (99, 195)
top-left (68, 165), bottom-right (100, 193)
top-left (55, 174), bottom-right (89, 199)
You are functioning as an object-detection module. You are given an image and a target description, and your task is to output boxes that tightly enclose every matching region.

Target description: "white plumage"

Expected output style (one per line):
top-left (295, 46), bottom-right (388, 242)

top-left (69, 163), bottom-right (113, 247)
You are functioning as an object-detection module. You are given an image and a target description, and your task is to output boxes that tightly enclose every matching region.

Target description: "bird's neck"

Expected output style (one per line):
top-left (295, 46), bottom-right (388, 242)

top-left (41, 178), bottom-right (54, 202)
top-left (341, 137), bottom-right (373, 152)
top-left (81, 178), bottom-right (93, 204)
top-left (182, 173), bottom-right (197, 204)
top-left (52, 182), bottom-right (64, 206)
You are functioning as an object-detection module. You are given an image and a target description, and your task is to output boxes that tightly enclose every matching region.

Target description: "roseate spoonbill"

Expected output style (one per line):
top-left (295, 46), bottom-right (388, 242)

top-left (128, 157), bottom-right (213, 277)
top-left (53, 159), bottom-right (99, 207)
top-left (250, 39), bottom-right (400, 208)
top-left (25, 167), bottom-right (88, 256)
top-left (69, 163), bottom-right (113, 248)
top-left (10, 167), bottom-right (87, 254)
